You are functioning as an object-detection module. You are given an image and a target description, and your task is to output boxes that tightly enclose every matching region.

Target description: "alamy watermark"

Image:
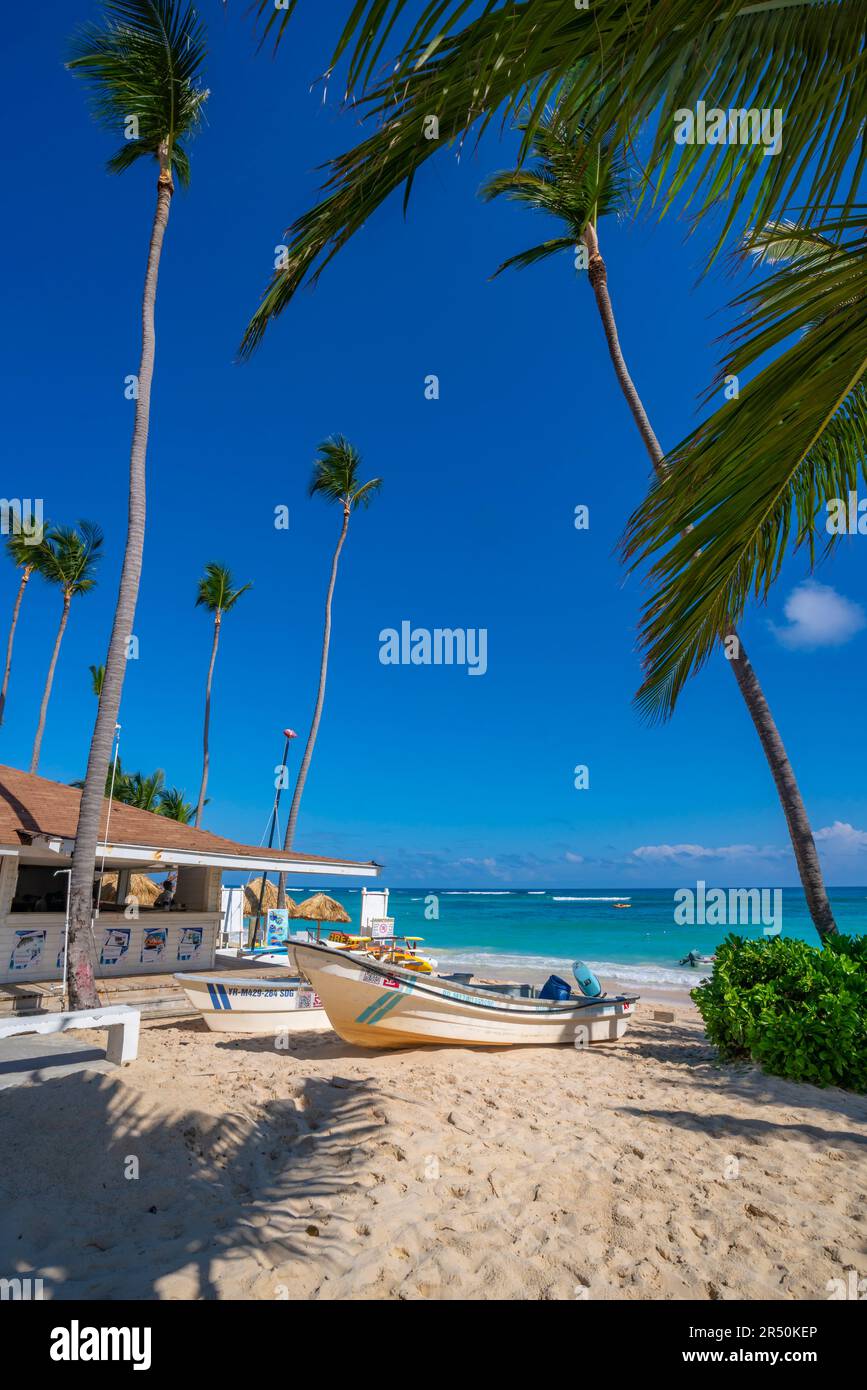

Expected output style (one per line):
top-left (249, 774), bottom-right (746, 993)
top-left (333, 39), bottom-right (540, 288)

top-left (674, 102), bottom-right (782, 157)
top-left (379, 622), bottom-right (487, 676)
top-left (826, 491), bottom-right (867, 534)
top-left (50, 1321), bottom-right (152, 1371)
top-left (1, 1275), bottom-right (44, 1299)
top-left (0, 498), bottom-right (44, 543)
top-left (674, 881), bottom-right (782, 935)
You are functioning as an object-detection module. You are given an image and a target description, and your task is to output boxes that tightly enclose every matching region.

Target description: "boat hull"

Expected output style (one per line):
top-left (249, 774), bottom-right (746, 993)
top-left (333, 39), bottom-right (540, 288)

top-left (292, 943), bottom-right (637, 1049)
top-left (175, 972), bottom-right (328, 1034)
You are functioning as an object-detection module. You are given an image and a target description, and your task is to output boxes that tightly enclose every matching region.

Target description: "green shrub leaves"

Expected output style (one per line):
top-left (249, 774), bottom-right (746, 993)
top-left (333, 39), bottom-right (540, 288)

top-left (692, 933), bottom-right (867, 1092)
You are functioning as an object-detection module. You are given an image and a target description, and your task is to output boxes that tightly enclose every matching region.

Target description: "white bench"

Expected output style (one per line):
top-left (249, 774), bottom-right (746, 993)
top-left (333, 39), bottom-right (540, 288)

top-left (0, 1004), bottom-right (141, 1065)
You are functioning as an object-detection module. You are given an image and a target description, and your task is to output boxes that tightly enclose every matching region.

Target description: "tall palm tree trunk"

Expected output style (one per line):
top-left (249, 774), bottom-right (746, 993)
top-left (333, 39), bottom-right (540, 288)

top-left (67, 162), bottom-right (174, 1010)
top-left (282, 509), bottom-right (350, 853)
top-left (0, 566), bottom-right (31, 725)
top-left (728, 642), bottom-right (837, 938)
top-left (30, 593), bottom-right (71, 773)
top-left (195, 613), bottom-right (221, 826)
top-left (583, 222), bottom-right (837, 940)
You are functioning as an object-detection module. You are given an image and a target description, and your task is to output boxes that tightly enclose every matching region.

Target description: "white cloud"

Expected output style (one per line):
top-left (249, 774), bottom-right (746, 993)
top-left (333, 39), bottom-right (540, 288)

top-left (815, 821), bottom-right (867, 851)
top-left (631, 842), bottom-right (779, 863)
top-left (770, 580), bottom-right (866, 650)
top-left (453, 856), bottom-right (500, 873)
top-left (564, 852), bottom-right (584, 864)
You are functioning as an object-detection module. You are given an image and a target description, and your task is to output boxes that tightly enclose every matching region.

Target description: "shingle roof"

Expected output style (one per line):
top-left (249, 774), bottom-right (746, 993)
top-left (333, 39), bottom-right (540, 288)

top-left (0, 764), bottom-right (376, 869)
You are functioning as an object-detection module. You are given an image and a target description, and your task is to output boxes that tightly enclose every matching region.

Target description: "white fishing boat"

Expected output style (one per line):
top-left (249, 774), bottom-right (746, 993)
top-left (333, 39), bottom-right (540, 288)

top-left (292, 942), bottom-right (638, 1049)
top-left (175, 972), bottom-right (328, 1034)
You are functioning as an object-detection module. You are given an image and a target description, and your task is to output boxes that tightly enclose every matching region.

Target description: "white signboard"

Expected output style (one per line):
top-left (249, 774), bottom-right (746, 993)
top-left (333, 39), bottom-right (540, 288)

top-left (369, 917), bottom-right (395, 940)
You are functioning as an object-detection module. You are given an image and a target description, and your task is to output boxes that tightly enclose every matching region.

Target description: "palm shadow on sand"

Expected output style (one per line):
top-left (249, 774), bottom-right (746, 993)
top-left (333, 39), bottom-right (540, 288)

top-left (0, 1053), bottom-right (381, 1300)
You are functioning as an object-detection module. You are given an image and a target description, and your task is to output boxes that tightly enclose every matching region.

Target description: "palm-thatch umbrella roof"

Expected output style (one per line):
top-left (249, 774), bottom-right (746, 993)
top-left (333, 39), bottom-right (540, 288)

top-left (243, 878), bottom-right (296, 918)
top-left (100, 871), bottom-right (162, 906)
top-left (291, 893), bottom-right (351, 923)
top-left (290, 893), bottom-right (351, 939)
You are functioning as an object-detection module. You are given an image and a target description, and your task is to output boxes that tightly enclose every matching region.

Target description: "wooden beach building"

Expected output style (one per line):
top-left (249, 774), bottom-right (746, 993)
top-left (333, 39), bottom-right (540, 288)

top-left (0, 764), bottom-right (379, 989)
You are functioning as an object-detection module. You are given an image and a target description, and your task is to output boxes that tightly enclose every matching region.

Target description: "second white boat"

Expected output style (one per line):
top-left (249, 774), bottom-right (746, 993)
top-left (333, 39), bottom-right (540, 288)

top-left (175, 972), bottom-right (328, 1034)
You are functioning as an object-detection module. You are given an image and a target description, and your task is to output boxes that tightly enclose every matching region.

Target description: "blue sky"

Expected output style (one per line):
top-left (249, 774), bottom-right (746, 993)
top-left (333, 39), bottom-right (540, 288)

top-left (2, 1), bottom-right (866, 889)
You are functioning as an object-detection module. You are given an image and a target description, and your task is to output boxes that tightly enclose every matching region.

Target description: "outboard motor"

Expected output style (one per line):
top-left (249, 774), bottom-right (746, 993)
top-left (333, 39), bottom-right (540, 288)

top-left (539, 974), bottom-right (572, 1001)
top-left (572, 960), bottom-right (603, 997)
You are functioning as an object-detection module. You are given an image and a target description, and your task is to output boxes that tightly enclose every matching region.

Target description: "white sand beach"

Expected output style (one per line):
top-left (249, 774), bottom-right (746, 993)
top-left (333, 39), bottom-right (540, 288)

top-left (2, 1003), bottom-right (865, 1301)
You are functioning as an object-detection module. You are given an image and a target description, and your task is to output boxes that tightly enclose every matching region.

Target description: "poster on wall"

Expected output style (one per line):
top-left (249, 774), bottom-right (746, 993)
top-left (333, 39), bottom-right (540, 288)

top-left (265, 909), bottom-right (290, 945)
top-left (100, 927), bottom-right (131, 967)
top-left (141, 927), bottom-right (167, 964)
top-left (9, 929), bottom-right (46, 972)
top-left (177, 926), bottom-right (204, 963)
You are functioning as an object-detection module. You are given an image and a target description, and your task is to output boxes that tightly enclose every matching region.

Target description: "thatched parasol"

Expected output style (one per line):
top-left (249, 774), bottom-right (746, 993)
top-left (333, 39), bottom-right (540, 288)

top-left (243, 878), bottom-right (296, 918)
top-left (101, 872), bottom-right (162, 907)
top-left (290, 892), bottom-right (351, 941)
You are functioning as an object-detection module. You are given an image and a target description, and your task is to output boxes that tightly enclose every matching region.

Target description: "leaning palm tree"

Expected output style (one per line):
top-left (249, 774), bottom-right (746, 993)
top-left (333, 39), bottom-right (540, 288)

top-left (1, 515), bottom-right (49, 725)
top-left (30, 523), bottom-right (103, 774)
top-left (194, 563), bottom-right (251, 827)
top-left (282, 437), bottom-right (381, 853)
top-left (481, 115), bottom-right (839, 941)
top-left (65, 0), bottom-right (208, 1008)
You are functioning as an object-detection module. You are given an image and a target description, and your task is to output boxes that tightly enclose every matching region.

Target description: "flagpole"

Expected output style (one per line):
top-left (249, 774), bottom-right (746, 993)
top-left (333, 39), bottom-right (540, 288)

top-left (249, 728), bottom-right (296, 948)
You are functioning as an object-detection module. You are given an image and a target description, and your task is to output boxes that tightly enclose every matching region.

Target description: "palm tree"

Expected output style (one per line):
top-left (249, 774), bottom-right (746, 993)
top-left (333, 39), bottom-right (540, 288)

top-left (89, 664), bottom-right (105, 698)
top-left (1, 515), bottom-right (49, 725)
top-left (72, 761), bottom-right (194, 822)
top-left (70, 756), bottom-right (127, 797)
top-left (123, 767), bottom-right (165, 811)
top-left (65, 0), bottom-right (208, 1008)
top-left (481, 115), bottom-right (838, 941)
top-left (282, 437), bottom-right (381, 852)
top-left (194, 564), bottom-right (251, 827)
top-left (30, 523), bottom-right (103, 774)
top-left (623, 215), bottom-right (867, 709)
top-left (241, 0), bottom-right (862, 354)
top-left (159, 786), bottom-right (194, 822)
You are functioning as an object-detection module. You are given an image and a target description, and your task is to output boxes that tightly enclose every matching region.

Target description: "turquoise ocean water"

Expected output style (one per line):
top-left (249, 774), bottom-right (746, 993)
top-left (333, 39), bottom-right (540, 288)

top-left (288, 886), bottom-right (867, 992)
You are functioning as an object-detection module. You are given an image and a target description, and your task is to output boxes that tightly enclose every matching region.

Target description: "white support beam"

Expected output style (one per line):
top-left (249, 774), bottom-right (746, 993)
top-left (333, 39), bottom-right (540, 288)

top-left (24, 835), bottom-right (380, 878)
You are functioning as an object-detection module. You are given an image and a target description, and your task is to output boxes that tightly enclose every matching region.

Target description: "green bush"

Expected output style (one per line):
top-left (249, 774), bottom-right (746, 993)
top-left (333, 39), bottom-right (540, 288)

top-left (691, 933), bottom-right (867, 1092)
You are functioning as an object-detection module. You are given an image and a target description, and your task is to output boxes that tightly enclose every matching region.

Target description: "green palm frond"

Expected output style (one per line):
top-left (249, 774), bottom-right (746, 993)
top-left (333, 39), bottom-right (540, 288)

top-left (240, 0), bottom-right (865, 354)
top-left (68, 0), bottom-right (208, 186)
top-left (745, 219), bottom-right (840, 268)
top-left (124, 767), bottom-right (166, 810)
top-left (488, 236), bottom-right (577, 278)
top-left (350, 477), bottom-right (383, 510)
top-left (4, 513), bottom-right (49, 568)
top-left (481, 110), bottom-right (633, 275)
top-left (40, 521), bottom-right (104, 597)
top-left (621, 215), bottom-right (867, 720)
top-left (195, 562), bottom-right (251, 614)
top-left (89, 663), bottom-right (106, 697)
top-left (309, 436), bottom-right (383, 509)
top-left (158, 787), bottom-right (194, 822)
